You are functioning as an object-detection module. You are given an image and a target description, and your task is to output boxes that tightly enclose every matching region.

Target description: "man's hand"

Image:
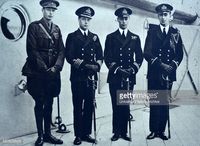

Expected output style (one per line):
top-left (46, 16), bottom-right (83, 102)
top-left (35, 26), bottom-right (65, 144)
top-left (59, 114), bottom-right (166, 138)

top-left (161, 63), bottom-right (173, 74)
top-left (47, 66), bottom-right (56, 73)
top-left (85, 64), bottom-right (99, 72)
top-left (126, 68), bottom-right (135, 75)
top-left (117, 68), bottom-right (131, 78)
top-left (73, 59), bottom-right (83, 69)
top-left (47, 66), bottom-right (58, 77)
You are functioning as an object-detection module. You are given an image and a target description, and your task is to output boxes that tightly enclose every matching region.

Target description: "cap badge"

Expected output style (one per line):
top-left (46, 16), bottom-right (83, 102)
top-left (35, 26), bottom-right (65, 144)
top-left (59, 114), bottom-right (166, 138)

top-left (161, 5), bottom-right (167, 10)
top-left (122, 9), bottom-right (128, 15)
top-left (85, 8), bottom-right (91, 14)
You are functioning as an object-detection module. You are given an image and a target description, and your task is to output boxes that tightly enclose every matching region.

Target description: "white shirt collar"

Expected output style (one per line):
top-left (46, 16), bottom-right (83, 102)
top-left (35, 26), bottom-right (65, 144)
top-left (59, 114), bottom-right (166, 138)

top-left (119, 28), bottom-right (128, 37)
top-left (160, 25), bottom-right (169, 34)
top-left (79, 28), bottom-right (88, 36)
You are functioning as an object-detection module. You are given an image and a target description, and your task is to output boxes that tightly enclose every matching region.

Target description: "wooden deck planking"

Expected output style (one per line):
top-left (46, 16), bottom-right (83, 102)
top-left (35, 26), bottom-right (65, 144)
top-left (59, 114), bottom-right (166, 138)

top-left (95, 116), bottom-right (113, 146)
top-left (2, 104), bottom-right (200, 146)
top-left (131, 106), bottom-right (148, 146)
top-left (163, 108), bottom-right (184, 146)
top-left (169, 105), bottom-right (200, 146)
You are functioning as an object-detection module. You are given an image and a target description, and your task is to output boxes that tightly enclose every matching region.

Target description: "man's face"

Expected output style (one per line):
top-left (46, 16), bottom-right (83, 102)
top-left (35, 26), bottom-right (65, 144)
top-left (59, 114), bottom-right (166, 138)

top-left (117, 16), bottom-right (129, 30)
top-left (42, 7), bottom-right (56, 21)
top-left (158, 11), bottom-right (172, 26)
top-left (78, 17), bottom-right (91, 31)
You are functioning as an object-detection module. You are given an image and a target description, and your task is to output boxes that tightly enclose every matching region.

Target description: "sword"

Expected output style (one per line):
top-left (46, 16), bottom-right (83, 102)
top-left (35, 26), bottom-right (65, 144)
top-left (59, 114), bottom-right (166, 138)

top-left (126, 78), bottom-right (132, 141)
top-left (165, 76), bottom-right (171, 139)
top-left (88, 75), bottom-right (97, 144)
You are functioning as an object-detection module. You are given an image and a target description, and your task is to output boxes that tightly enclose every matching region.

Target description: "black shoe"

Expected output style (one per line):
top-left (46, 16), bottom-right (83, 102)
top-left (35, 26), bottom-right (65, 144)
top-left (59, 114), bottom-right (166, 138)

top-left (146, 132), bottom-right (157, 140)
top-left (82, 135), bottom-right (96, 143)
top-left (111, 134), bottom-right (119, 141)
top-left (43, 134), bottom-right (63, 144)
top-left (73, 137), bottom-right (82, 145)
top-left (158, 133), bottom-right (168, 140)
top-left (121, 134), bottom-right (131, 141)
top-left (35, 137), bottom-right (43, 146)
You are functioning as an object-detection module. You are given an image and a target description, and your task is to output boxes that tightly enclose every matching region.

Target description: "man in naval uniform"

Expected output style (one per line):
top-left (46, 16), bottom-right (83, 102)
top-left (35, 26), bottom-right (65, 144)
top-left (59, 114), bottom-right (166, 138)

top-left (65, 6), bottom-right (103, 145)
top-left (22, 0), bottom-right (64, 146)
top-left (104, 7), bottom-right (143, 141)
top-left (144, 3), bottom-right (184, 140)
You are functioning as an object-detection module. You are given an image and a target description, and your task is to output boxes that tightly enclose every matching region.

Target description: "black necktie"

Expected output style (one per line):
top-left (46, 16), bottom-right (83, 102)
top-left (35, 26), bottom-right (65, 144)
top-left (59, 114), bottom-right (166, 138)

top-left (122, 31), bottom-right (126, 39)
top-left (163, 28), bottom-right (167, 37)
top-left (48, 23), bottom-right (51, 30)
top-left (84, 32), bottom-right (87, 38)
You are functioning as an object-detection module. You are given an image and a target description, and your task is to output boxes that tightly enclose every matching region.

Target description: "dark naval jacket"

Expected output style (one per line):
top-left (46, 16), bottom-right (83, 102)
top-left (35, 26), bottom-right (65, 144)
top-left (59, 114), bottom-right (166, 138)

top-left (22, 18), bottom-right (65, 77)
top-left (104, 29), bottom-right (143, 85)
top-left (65, 29), bottom-right (103, 82)
top-left (144, 24), bottom-right (184, 82)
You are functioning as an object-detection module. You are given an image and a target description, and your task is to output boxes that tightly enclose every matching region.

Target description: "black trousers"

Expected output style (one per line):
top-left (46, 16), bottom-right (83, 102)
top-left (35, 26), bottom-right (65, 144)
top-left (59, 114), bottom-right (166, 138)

top-left (34, 96), bottom-right (54, 137)
top-left (109, 81), bottom-right (134, 135)
top-left (71, 81), bottom-right (94, 137)
top-left (148, 79), bottom-right (172, 133)
top-left (27, 77), bottom-right (56, 137)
